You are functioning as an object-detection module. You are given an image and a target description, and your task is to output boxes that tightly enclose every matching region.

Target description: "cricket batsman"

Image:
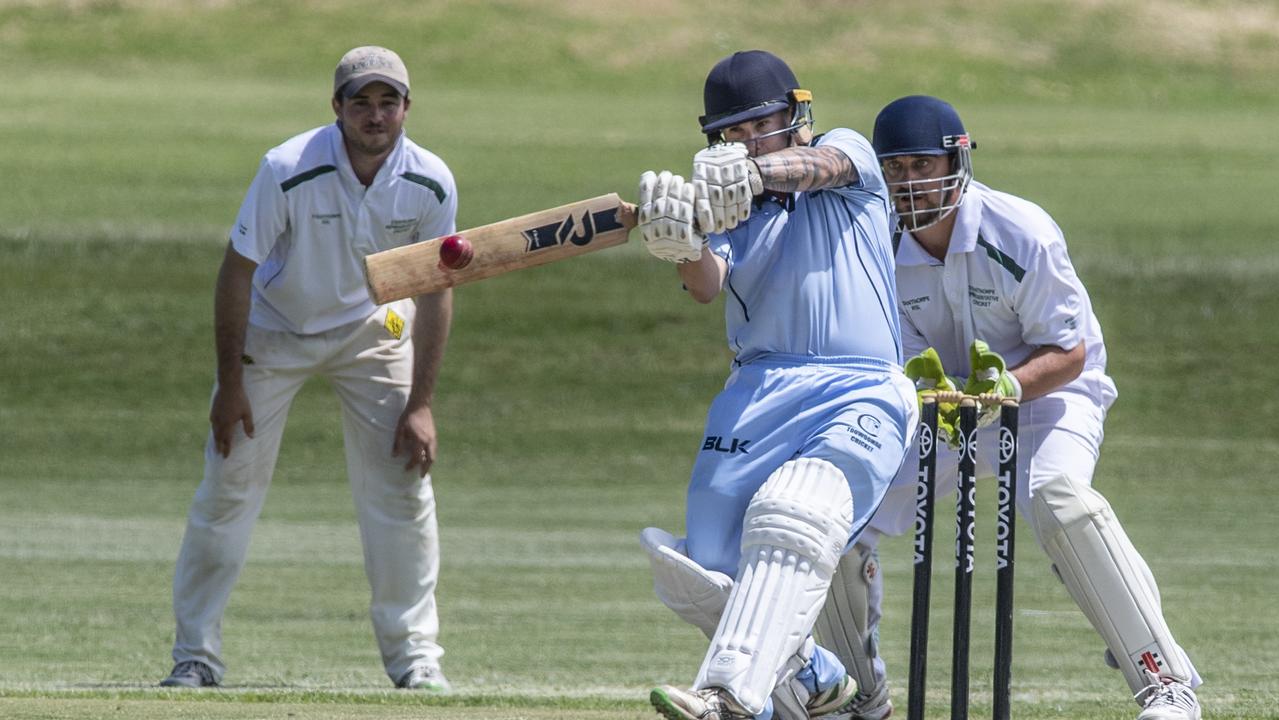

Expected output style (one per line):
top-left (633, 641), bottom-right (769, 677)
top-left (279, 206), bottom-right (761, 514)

top-left (634, 50), bottom-right (918, 720)
top-left (811, 95), bottom-right (1202, 720)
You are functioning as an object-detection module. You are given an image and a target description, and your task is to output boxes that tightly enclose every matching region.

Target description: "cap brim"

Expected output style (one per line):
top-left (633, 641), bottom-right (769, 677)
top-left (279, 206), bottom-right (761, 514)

top-left (700, 100), bottom-right (789, 133)
top-left (340, 74), bottom-right (409, 98)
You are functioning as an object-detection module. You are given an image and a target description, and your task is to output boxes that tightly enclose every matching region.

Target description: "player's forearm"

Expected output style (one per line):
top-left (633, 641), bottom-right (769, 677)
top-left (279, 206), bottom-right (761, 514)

top-left (406, 289), bottom-right (453, 409)
top-left (752, 145), bottom-right (858, 193)
top-left (1011, 342), bottom-right (1086, 401)
top-left (678, 249), bottom-right (728, 304)
top-left (213, 244), bottom-right (257, 387)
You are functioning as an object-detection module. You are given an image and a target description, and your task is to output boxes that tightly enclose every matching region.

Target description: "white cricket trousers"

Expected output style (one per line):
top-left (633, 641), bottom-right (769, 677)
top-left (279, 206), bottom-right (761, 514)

top-left (170, 300), bottom-right (442, 684)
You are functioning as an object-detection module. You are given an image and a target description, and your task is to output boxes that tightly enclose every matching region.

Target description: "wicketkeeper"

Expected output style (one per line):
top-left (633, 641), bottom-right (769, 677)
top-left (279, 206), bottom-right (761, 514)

top-left (811, 95), bottom-right (1202, 720)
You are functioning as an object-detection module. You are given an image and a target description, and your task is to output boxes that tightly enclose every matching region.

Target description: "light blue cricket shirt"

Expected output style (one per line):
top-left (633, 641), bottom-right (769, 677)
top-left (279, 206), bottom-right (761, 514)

top-left (708, 128), bottom-right (902, 366)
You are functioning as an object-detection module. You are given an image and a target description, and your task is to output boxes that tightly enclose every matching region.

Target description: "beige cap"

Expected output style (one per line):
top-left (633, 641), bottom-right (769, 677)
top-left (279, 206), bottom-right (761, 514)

top-left (334, 46), bottom-right (410, 98)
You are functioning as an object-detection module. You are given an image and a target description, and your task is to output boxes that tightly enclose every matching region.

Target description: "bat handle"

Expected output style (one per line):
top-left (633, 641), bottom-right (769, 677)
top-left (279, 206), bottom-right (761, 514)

top-left (616, 201), bottom-right (638, 231)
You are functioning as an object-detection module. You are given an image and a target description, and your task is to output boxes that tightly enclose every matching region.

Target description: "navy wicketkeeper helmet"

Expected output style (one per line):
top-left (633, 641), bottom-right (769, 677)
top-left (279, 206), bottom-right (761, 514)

top-left (699, 50), bottom-right (813, 144)
top-left (872, 95), bottom-right (974, 231)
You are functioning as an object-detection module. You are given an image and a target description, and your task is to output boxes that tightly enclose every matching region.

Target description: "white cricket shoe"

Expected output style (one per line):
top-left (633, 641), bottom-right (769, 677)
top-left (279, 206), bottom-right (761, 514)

top-left (650, 685), bottom-right (754, 720)
top-left (395, 665), bottom-right (451, 692)
top-left (805, 674), bottom-right (860, 717)
top-left (159, 660), bottom-right (218, 688)
top-left (826, 677), bottom-right (892, 720)
top-left (1136, 672), bottom-right (1201, 720)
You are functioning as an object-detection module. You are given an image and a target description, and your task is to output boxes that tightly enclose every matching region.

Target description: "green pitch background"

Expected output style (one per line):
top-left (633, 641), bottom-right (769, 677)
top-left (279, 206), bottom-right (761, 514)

top-left (2, 1), bottom-right (1276, 718)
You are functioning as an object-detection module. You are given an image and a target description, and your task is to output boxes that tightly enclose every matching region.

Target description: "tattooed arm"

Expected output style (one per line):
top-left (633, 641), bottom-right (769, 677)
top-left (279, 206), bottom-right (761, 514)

top-left (752, 145), bottom-right (860, 193)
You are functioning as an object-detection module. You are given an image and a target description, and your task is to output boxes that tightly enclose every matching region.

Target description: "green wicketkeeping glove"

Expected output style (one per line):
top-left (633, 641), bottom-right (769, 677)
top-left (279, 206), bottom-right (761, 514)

top-left (963, 339), bottom-right (1022, 426)
top-left (904, 347), bottom-right (964, 446)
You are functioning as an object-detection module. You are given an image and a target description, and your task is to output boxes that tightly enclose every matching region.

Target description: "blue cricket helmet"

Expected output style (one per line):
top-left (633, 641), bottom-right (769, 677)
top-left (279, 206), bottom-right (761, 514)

top-left (699, 50), bottom-right (813, 142)
top-left (872, 95), bottom-right (973, 157)
top-left (872, 95), bottom-right (975, 231)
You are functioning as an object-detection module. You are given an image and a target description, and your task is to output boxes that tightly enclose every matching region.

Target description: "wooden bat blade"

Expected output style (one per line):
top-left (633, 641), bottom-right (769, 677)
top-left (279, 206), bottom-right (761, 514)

top-left (364, 193), bottom-right (636, 304)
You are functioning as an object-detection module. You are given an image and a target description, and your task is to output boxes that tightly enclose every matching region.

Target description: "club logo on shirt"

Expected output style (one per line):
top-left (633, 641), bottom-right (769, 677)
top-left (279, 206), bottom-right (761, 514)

top-left (969, 286), bottom-right (999, 308)
top-left (522, 207), bottom-right (626, 252)
top-left (312, 212), bottom-right (341, 226)
top-left (385, 218), bottom-right (416, 233)
top-left (901, 295), bottom-right (930, 312)
top-left (1064, 315), bottom-right (1077, 330)
top-left (702, 436), bottom-right (751, 454)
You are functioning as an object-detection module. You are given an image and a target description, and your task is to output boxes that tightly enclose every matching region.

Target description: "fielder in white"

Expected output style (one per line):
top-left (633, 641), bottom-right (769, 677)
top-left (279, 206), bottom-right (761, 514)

top-left (813, 95), bottom-right (1202, 720)
top-left (635, 51), bottom-right (918, 720)
top-left (160, 46), bottom-right (456, 692)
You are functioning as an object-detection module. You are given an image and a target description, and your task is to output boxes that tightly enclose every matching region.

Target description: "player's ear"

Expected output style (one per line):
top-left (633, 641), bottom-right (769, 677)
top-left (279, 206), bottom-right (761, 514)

top-left (402, 95), bottom-right (411, 113)
top-left (332, 95), bottom-right (342, 117)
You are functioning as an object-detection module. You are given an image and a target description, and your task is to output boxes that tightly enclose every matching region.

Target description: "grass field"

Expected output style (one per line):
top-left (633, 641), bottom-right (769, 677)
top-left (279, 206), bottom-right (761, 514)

top-left (2, 2), bottom-right (1278, 718)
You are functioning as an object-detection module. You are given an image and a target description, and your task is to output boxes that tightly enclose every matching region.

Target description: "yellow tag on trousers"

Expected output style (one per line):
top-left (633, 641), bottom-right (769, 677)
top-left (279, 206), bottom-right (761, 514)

top-left (383, 308), bottom-right (405, 339)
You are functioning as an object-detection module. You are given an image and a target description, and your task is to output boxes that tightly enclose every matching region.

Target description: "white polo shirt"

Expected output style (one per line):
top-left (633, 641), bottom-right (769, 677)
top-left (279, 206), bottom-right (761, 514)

top-left (894, 181), bottom-right (1116, 407)
top-left (231, 123), bottom-right (457, 334)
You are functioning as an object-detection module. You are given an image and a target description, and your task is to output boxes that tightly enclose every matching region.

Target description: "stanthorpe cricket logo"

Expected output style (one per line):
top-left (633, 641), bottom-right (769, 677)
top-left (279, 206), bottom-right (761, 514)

top-left (522, 208), bottom-right (625, 252)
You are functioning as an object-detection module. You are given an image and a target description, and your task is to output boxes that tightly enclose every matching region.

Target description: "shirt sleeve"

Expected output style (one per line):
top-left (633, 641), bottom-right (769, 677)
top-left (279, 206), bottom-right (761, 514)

top-left (707, 230), bottom-right (733, 270)
top-left (1015, 239), bottom-right (1085, 351)
top-left (416, 167), bottom-right (458, 241)
top-left (229, 158), bottom-right (287, 263)
top-left (813, 128), bottom-right (887, 199)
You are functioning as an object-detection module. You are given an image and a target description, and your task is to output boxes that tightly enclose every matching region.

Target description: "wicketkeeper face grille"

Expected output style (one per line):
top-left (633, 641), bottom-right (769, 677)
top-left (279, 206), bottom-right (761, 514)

top-left (881, 146), bottom-right (972, 231)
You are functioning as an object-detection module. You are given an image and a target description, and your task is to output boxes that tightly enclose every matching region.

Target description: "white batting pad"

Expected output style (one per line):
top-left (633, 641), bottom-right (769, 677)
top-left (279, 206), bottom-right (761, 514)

top-left (695, 458), bottom-right (854, 714)
top-left (640, 527), bottom-right (733, 638)
top-left (1030, 473), bottom-right (1197, 693)
top-left (812, 542), bottom-right (883, 694)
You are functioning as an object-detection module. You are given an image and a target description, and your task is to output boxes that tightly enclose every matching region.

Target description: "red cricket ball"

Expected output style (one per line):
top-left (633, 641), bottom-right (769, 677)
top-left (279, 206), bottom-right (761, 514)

top-left (438, 234), bottom-right (474, 270)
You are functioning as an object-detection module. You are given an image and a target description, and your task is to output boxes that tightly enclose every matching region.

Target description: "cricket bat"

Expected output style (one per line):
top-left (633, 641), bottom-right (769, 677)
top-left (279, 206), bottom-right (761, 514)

top-left (364, 193), bottom-right (637, 304)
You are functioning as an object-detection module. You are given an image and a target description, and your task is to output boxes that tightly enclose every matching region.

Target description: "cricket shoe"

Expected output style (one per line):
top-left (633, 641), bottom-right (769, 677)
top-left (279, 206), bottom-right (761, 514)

top-left (396, 665), bottom-right (451, 692)
top-left (826, 677), bottom-right (891, 720)
top-left (804, 674), bottom-right (860, 717)
top-left (650, 685), bottom-right (754, 720)
top-left (1135, 672), bottom-right (1201, 720)
top-left (159, 660), bottom-right (218, 688)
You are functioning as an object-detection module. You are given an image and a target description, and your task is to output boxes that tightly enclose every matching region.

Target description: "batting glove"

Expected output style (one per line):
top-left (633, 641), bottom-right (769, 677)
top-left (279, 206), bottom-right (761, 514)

top-left (692, 142), bottom-right (763, 234)
top-left (963, 340), bottom-right (1022, 427)
top-left (638, 170), bottom-right (703, 263)
top-left (904, 347), bottom-right (963, 446)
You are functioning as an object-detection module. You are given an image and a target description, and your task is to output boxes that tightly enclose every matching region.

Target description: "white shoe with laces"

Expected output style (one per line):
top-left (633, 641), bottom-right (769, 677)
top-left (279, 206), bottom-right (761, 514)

top-left (827, 677), bottom-right (892, 720)
top-left (1135, 671), bottom-right (1201, 720)
top-left (650, 685), bottom-right (754, 720)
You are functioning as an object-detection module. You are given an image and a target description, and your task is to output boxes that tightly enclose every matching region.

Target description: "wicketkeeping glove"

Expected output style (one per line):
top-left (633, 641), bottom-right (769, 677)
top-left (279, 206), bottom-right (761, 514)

top-left (638, 170), bottom-right (703, 263)
top-left (963, 339), bottom-right (1022, 427)
top-left (904, 347), bottom-right (963, 446)
top-left (692, 142), bottom-right (763, 234)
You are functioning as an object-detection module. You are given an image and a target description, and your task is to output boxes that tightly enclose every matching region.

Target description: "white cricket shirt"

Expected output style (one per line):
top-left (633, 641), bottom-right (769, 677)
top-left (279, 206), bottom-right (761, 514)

top-left (231, 123), bottom-right (457, 334)
top-left (894, 181), bottom-right (1116, 407)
